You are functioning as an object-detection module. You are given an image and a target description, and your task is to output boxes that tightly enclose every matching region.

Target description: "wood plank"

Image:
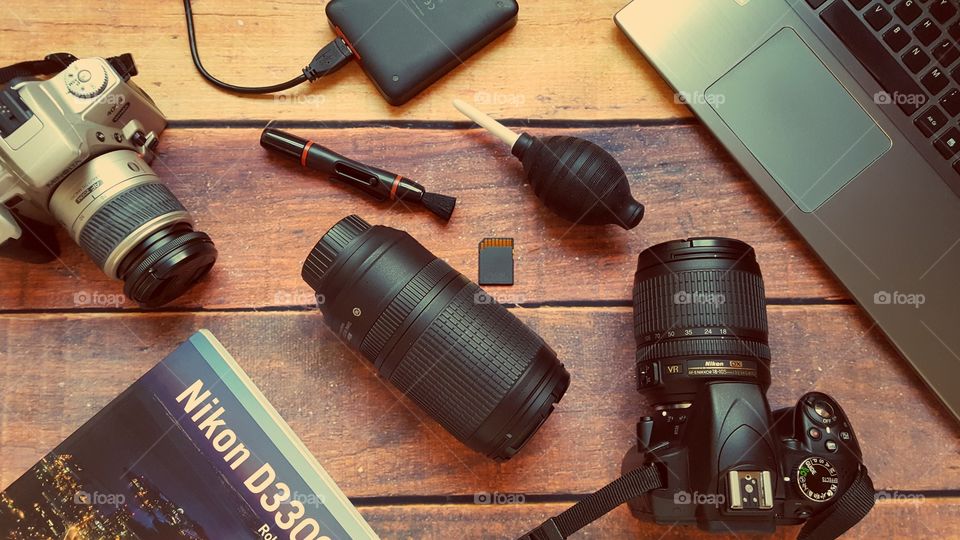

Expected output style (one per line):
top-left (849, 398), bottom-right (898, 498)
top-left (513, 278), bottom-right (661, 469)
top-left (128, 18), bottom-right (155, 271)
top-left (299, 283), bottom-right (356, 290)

top-left (359, 498), bottom-right (960, 539)
top-left (0, 0), bottom-right (688, 122)
top-left (1, 306), bottom-right (956, 497)
top-left (0, 126), bottom-right (845, 310)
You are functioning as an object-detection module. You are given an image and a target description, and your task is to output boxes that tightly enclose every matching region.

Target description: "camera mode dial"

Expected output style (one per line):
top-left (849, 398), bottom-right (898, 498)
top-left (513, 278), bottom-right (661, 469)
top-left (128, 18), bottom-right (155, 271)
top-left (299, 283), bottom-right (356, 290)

top-left (796, 456), bottom-right (840, 503)
top-left (64, 60), bottom-right (109, 99)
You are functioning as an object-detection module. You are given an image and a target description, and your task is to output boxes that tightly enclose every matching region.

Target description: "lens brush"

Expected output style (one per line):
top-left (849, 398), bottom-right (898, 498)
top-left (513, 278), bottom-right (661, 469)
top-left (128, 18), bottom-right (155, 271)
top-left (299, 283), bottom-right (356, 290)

top-left (453, 99), bottom-right (644, 229)
top-left (261, 128), bottom-right (457, 221)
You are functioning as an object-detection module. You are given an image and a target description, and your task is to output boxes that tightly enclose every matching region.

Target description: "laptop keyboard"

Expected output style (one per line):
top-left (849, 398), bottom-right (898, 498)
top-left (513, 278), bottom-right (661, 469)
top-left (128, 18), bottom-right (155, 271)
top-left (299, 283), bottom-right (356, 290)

top-left (808, 0), bottom-right (960, 173)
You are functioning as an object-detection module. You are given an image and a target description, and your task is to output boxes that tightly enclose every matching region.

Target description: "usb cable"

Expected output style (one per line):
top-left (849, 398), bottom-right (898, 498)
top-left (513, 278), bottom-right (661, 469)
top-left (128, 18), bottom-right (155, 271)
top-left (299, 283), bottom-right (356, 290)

top-left (183, 0), bottom-right (354, 94)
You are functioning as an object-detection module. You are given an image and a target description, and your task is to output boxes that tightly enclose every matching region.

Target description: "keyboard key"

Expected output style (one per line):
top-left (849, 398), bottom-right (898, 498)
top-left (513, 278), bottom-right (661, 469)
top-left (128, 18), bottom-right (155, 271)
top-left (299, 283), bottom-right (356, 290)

top-left (915, 105), bottom-right (948, 136)
top-left (923, 66), bottom-right (950, 93)
top-left (866, 4), bottom-right (894, 28)
top-left (807, 0), bottom-right (829, 7)
top-left (950, 20), bottom-right (960, 39)
top-left (884, 24), bottom-right (912, 51)
top-left (915, 18), bottom-right (942, 45)
top-left (849, 0), bottom-right (871, 8)
top-left (903, 45), bottom-right (932, 72)
top-left (934, 127), bottom-right (960, 157)
top-left (952, 64), bottom-right (960, 83)
top-left (952, 159), bottom-right (960, 174)
top-left (821, 2), bottom-right (927, 114)
top-left (940, 87), bottom-right (960, 115)
top-left (930, 0), bottom-right (958, 22)
top-left (933, 39), bottom-right (960, 66)
top-left (895, 0), bottom-right (923, 23)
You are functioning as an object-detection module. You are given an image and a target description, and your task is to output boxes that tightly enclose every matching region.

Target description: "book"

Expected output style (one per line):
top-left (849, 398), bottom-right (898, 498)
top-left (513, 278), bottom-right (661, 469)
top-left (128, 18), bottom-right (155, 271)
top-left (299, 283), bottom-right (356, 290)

top-left (0, 330), bottom-right (380, 540)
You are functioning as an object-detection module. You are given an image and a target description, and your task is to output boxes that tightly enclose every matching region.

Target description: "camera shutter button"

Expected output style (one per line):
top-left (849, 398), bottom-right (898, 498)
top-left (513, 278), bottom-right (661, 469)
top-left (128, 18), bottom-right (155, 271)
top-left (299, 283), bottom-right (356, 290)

top-left (65, 61), bottom-right (109, 99)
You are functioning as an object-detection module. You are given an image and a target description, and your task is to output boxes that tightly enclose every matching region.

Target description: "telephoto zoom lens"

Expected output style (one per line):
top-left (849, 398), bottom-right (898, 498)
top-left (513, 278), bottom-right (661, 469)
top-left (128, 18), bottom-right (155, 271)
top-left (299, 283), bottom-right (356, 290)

top-left (633, 238), bottom-right (771, 406)
top-left (302, 216), bottom-right (570, 460)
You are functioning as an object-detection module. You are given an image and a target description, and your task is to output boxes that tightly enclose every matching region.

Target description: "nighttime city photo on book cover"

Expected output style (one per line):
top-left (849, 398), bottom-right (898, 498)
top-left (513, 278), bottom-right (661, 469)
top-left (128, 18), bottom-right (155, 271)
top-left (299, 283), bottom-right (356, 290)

top-left (0, 337), bottom-right (350, 540)
top-left (0, 379), bottom-right (267, 540)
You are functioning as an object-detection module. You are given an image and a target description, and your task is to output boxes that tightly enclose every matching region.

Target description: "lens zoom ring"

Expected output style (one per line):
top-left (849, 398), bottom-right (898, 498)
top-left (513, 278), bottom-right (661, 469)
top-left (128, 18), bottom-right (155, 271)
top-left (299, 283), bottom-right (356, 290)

top-left (390, 283), bottom-right (543, 441)
top-left (360, 258), bottom-right (452, 360)
top-left (633, 269), bottom-right (768, 342)
top-left (637, 338), bottom-right (771, 364)
top-left (78, 183), bottom-right (185, 269)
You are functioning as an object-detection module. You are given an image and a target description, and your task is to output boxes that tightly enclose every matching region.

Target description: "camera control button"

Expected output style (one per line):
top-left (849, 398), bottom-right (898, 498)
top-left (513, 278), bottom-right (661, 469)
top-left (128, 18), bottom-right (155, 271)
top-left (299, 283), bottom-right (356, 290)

top-left (813, 399), bottom-right (835, 420)
top-left (825, 440), bottom-right (838, 452)
top-left (808, 427), bottom-right (822, 440)
top-left (65, 60), bottom-right (109, 99)
top-left (839, 431), bottom-right (852, 441)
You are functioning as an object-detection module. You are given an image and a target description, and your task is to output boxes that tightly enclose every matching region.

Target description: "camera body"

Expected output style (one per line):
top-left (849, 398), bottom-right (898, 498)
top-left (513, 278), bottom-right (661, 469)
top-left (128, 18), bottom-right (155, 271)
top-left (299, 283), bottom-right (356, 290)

top-left (624, 238), bottom-right (867, 534)
top-left (0, 56), bottom-right (165, 238)
top-left (623, 385), bottom-right (863, 533)
top-left (0, 55), bottom-right (216, 306)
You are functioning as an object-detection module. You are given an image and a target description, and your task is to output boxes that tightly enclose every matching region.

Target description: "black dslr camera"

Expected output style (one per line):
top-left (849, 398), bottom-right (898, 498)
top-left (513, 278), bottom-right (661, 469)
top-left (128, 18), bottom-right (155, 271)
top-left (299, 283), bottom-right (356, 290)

top-left (521, 238), bottom-right (874, 540)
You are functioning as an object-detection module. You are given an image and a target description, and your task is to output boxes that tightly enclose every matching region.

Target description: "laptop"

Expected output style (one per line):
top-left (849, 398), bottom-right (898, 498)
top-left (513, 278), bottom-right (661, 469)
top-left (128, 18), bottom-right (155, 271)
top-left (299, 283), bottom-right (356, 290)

top-left (617, 0), bottom-right (960, 423)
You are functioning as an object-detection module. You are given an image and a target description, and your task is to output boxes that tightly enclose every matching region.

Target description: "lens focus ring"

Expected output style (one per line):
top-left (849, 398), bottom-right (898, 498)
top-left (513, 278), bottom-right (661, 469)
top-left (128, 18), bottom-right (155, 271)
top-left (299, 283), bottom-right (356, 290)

top-left (78, 182), bottom-right (186, 272)
top-left (360, 258), bottom-right (452, 360)
top-left (633, 268), bottom-right (769, 361)
top-left (302, 214), bottom-right (371, 287)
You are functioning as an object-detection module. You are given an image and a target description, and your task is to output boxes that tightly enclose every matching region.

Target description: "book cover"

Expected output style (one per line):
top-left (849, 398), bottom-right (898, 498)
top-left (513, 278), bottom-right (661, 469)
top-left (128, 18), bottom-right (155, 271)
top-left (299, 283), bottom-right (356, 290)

top-left (0, 330), bottom-right (379, 540)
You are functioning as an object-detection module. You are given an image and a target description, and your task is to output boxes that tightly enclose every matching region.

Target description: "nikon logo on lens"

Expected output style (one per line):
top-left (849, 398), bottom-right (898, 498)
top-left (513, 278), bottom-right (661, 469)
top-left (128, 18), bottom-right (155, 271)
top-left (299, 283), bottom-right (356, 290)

top-left (302, 215), bottom-right (570, 460)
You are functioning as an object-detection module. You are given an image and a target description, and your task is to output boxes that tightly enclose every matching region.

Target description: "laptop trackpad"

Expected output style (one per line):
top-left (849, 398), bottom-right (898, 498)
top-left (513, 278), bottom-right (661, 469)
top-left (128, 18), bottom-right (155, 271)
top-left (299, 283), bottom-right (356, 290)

top-left (706, 28), bottom-right (891, 212)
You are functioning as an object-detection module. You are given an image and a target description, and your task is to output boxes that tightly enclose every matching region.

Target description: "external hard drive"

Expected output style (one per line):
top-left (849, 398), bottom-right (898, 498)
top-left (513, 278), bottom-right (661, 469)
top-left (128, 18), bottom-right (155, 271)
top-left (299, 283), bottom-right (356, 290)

top-left (326, 0), bottom-right (519, 105)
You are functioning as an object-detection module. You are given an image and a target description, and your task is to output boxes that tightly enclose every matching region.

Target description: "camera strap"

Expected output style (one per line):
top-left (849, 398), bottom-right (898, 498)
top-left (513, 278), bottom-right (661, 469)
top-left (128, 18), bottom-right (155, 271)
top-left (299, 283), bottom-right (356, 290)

top-left (0, 52), bottom-right (137, 86)
top-left (518, 465), bottom-right (876, 540)
top-left (518, 465), bottom-right (664, 540)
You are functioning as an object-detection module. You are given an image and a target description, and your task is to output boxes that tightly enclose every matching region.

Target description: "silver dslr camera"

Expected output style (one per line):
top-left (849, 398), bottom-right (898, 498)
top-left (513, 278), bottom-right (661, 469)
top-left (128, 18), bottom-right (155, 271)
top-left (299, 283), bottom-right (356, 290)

top-left (0, 53), bottom-right (216, 307)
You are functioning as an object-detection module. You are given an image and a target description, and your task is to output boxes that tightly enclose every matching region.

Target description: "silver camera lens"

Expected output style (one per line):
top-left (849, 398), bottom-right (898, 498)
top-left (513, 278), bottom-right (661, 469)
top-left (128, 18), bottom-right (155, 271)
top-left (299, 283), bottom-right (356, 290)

top-left (49, 150), bottom-right (217, 306)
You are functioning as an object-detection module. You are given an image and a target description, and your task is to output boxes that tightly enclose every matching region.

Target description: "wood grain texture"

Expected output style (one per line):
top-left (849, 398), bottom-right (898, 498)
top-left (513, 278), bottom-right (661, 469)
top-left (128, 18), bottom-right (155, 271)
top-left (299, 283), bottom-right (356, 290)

top-left (356, 499), bottom-right (960, 540)
top-left (2, 308), bottom-right (957, 499)
top-left (0, 0), bottom-right (688, 122)
top-left (0, 126), bottom-right (846, 311)
top-left (3, 2), bottom-right (959, 537)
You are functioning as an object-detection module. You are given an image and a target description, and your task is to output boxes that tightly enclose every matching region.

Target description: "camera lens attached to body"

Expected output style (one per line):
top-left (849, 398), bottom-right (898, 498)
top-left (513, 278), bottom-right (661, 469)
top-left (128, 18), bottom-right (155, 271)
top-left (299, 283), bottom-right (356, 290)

top-left (632, 237), bottom-right (771, 406)
top-left (49, 150), bottom-right (217, 307)
top-left (302, 215), bottom-right (570, 460)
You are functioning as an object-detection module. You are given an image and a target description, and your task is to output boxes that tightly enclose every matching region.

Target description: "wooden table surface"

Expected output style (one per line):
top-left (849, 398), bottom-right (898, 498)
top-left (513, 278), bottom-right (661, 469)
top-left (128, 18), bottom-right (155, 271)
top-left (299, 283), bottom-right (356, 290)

top-left (1, 1), bottom-right (959, 539)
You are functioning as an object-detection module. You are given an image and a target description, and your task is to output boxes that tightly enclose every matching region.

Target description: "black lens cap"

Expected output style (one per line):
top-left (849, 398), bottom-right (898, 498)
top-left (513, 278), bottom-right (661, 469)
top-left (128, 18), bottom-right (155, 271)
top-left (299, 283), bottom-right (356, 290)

top-left (121, 227), bottom-right (217, 307)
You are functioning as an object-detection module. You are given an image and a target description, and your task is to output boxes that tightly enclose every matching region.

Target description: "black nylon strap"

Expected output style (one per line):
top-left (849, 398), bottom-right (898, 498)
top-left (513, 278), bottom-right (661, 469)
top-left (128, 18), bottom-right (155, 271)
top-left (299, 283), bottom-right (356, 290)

top-left (0, 52), bottom-right (137, 86)
top-left (797, 466), bottom-right (876, 540)
top-left (519, 465), bottom-right (875, 540)
top-left (518, 465), bottom-right (664, 540)
top-left (0, 53), bottom-right (78, 84)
